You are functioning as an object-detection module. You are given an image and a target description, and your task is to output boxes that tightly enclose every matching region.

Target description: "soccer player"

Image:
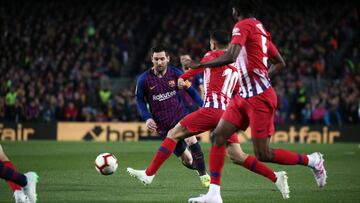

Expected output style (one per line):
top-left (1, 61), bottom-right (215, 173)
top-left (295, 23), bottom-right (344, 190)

top-left (127, 44), bottom-right (210, 187)
top-left (127, 29), bottom-right (289, 199)
top-left (177, 53), bottom-right (205, 113)
top-left (186, 1), bottom-right (327, 202)
top-left (180, 53), bottom-right (205, 100)
top-left (0, 144), bottom-right (39, 203)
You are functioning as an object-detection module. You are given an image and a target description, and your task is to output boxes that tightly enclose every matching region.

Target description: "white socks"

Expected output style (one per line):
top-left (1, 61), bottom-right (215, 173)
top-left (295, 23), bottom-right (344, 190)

top-left (208, 184), bottom-right (221, 195)
top-left (307, 154), bottom-right (316, 168)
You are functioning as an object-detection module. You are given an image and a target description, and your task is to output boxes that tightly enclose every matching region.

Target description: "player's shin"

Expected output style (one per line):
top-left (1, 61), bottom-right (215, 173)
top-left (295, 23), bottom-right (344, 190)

top-left (272, 148), bottom-right (309, 166)
top-left (3, 161), bottom-right (23, 191)
top-left (0, 161), bottom-right (27, 187)
top-left (209, 145), bottom-right (226, 185)
top-left (243, 155), bottom-right (277, 182)
top-left (189, 142), bottom-right (206, 175)
top-left (145, 137), bottom-right (177, 176)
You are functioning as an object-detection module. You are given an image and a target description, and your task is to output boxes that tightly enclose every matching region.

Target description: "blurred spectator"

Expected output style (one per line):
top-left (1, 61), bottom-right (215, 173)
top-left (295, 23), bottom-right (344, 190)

top-left (64, 102), bottom-right (78, 121)
top-left (0, 0), bottom-right (358, 126)
top-left (5, 86), bottom-right (17, 121)
top-left (98, 88), bottom-right (112, 110)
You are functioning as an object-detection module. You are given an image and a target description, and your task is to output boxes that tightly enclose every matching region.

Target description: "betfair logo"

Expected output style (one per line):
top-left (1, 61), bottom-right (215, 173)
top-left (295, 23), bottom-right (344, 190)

top-left (0, 124), bottom-right (34, 141)
top-left (83, 126), bottom-right (103, 140)
top-left (81, 125), bottom-right (137, 141)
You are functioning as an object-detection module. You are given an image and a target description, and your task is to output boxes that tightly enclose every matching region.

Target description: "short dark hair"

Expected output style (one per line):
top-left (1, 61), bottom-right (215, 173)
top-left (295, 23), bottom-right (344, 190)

top-left (210, 30), bottom-right (230, 46)
top-left (151, 44), bottom-right (169, 55)
top-left (231, 0), bottom-right (261, 17)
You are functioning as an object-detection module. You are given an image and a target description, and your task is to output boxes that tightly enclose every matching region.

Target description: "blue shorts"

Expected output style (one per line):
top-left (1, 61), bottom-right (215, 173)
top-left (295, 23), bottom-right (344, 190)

top-left (160, 133), bottom-right (187, 157)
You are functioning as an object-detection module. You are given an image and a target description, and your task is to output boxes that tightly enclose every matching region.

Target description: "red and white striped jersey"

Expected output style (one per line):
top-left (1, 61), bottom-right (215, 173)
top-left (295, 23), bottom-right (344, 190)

top-left (231, 18), bottom-right (279, 98)
top-left (180, 50), bottom-right (239, 110)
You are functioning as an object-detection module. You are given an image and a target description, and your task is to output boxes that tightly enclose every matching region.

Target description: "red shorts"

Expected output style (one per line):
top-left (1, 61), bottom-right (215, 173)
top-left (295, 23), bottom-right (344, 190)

top-left (222, 87), bottom-right (277, 138)
top-left (180, 107), bottom-right (239, 143)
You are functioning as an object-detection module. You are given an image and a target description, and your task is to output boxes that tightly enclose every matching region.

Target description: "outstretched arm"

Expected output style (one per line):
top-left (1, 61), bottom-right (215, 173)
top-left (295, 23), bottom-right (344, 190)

top-left (180, 68), bottom-right (205, 80)
top-left (183, 44), bottom-right (242, 69)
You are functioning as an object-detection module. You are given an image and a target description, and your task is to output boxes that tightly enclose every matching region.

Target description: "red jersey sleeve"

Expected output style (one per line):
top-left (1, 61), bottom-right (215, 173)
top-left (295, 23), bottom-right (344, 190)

top-left (268, 41), bottom-right (279, 58)
top-left (230, 21), bottom-right (252, 46)
top-left (180, 68), bottom-right (204, 80)
top-left (180, 51), bottom-right (214, 80)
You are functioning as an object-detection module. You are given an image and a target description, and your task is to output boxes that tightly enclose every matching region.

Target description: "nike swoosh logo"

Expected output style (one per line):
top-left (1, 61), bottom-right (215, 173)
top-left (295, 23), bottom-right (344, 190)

top-left (150, 85), bottom-right (156, 90)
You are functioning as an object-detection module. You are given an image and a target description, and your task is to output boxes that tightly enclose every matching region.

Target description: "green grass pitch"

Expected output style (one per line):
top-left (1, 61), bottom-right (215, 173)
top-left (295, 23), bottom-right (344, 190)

top-left (0, 141), bottom-right (359, 202)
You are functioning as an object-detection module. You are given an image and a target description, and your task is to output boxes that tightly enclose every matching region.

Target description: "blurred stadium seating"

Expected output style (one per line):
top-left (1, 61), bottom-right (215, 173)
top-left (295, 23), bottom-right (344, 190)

top-left (0, 0), bottom-right (358, 125)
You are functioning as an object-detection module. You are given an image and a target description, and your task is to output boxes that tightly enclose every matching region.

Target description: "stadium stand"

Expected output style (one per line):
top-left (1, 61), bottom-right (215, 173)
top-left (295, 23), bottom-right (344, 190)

top-left (0, 1), bottom-right (358, 125)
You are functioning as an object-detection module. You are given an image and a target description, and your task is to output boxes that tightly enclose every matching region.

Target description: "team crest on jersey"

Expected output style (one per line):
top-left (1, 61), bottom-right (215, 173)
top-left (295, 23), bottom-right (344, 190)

top-left (232, 27), bottom-right (240, 36)
top-left (168, 80), bottom-right (175, 87)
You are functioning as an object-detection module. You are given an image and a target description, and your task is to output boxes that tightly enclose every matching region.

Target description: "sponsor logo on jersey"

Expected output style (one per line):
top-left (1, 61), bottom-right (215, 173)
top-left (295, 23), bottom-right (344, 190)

top-left (152, 90), bottom-right (176, 101)
top-left (232, 27), bottom-right (240, 36)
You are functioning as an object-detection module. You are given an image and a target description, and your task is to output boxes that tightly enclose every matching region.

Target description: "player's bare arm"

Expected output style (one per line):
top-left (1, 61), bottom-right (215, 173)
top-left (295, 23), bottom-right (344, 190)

top-left (268, 53), bottom-right (286, 80)
top-left (183, 44), bottom-right (242, 69)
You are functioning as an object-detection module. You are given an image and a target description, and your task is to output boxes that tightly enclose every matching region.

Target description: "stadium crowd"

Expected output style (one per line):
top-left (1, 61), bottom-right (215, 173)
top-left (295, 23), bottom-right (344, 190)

top-left (0, 1), bottom-right (150, 122)
top-left (0, 1), bottom-right (359, 126)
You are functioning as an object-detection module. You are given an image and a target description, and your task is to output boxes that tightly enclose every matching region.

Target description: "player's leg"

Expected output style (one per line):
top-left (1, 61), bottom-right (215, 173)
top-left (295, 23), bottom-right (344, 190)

top-left (127, 123), bottom-right (198, 185)
top-left (144, 123), bottom-right (197, 176)
top-left (183, 136), bottom-right (210, 188)
top-left (252, 136), bottom-right (327, 187)
top-left (141, 108), bottom-right (215, 178)
top-left (251, 88), bottom-right (327, 187)
top-left (0, 145), bottom-right (38, 203)
top-left (179, 107), bottom-right (222, 178)
top-left (189, 119), bottom-right (237, 203)
top-left (0, 145), bottom-right (25, 191)
top-left (179, 147), bottom-right (194, 169)
top-left (184, 136), bottom-right (207, 175)
top-left (226, 142), bottom-right (289, 199)
top-left (227, 142), bottom-right (278, 182)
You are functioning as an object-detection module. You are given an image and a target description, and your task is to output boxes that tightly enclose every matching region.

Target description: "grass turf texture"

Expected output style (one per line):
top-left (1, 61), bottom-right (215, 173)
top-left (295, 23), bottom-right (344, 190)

top-left (0, 141), bottom-right (359, 203)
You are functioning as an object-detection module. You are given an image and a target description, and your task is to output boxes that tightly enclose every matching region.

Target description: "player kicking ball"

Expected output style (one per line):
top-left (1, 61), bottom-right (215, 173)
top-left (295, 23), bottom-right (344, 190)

top-left (127, 44), bottom-right (210, 188)
top-left (127, 30), bottom-right (289, 200)
top-left (0, 144), bottom-right (39, 203)
top-left (186, 0), bottom-right (327, 202)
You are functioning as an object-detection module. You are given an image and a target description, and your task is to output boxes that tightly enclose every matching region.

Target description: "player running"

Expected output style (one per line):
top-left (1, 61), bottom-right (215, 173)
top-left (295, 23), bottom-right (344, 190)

top-left (127, 30), bottom-right (289, 199)
top-left (0, 144), bottom-right (39, 203)
top-left (128, 44), bottom-right (210, 187)
top-left (186, 1), bottom-right (327, 202)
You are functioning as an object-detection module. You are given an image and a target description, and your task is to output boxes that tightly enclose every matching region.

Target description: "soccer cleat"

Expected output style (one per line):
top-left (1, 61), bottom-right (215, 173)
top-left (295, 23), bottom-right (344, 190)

top-left (188, 192), bottom-right (223, 203)
top-left (14, 189), bottom-right (30, 203)
top-left (275, 171), bottom-right (290, 199)
top-left (127, 167), bottom-right (154, 186)
top-left (199, 174), bottom-right (210, 188)
top-left (311, 152), bottom-right (327, 187)
top-left (23, 172), bottom-right (39, 203)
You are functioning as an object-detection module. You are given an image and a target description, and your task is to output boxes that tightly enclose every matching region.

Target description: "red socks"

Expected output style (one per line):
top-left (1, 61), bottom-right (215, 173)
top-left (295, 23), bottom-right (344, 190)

top-left (209, 145), bottom-right (226, 185)
top-left (243, 155), bottom-right (277, 182)
top-left (273, 149), bottom-right (309, 165)
top-left (146, 138), bottom-right (177, 176)
top-left (4, 161), bottom-right (22, 191)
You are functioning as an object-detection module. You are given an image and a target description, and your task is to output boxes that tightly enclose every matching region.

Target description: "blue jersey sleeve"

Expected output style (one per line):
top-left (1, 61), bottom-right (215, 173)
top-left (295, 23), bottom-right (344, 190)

top-left (173, 66), bottom-right (185, 76)
top-left (186, 86), bottom-right (203, 107)
top-left (135, 74), bottom-right (152, 121)
top-left (173, 67), bottom-right (203, 107)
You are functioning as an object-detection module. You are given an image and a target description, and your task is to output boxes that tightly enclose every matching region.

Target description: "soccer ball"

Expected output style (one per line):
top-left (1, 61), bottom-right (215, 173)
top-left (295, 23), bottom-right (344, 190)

top-left (95, 153), bottom-right (118, 175)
